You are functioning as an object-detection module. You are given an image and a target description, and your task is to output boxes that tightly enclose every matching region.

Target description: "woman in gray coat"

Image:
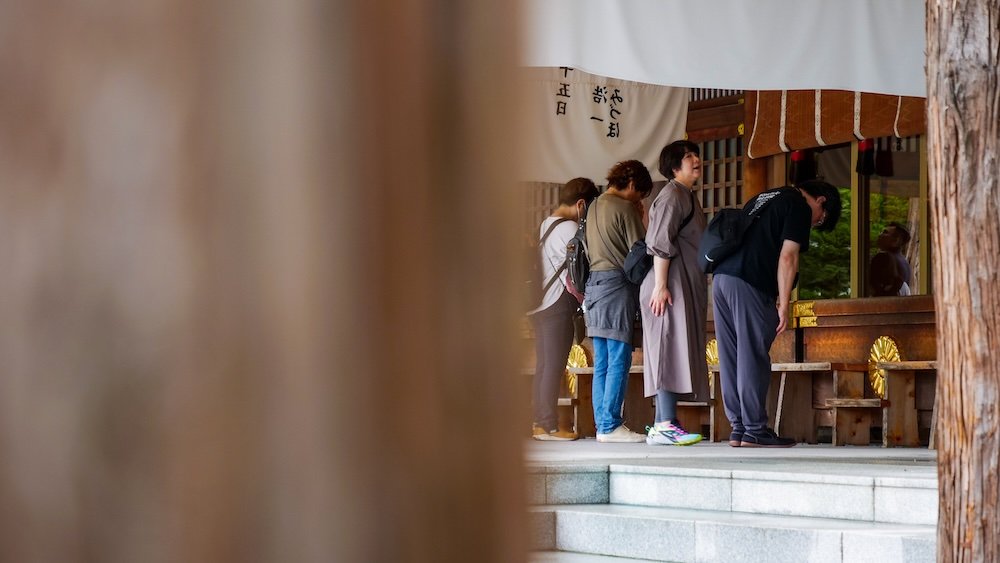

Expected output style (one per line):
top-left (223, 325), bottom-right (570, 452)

top-left (640, 140), bottom-right (709, 445)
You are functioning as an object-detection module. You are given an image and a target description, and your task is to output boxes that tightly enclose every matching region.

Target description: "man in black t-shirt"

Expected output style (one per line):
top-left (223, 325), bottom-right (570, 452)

top-left (712, 180), bottom-right (842, 448)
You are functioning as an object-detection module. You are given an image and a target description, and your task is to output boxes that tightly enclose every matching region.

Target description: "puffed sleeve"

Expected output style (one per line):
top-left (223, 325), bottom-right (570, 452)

top-left (645, 184), bottom-right (689, 259)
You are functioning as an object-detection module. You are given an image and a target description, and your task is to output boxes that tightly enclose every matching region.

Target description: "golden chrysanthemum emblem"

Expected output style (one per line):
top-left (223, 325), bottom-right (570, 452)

top-left (565, 344), bottom-right (589, 396)
top-left (706, 339), bottom-right (719, 366)
top-left (706, 339), bottom-right (719, 384)
top-left (869, 336), bottom-right (901, 399)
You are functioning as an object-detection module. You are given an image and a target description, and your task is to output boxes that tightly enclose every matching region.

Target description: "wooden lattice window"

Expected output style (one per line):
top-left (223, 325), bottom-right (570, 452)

top-left (697, 136), bottom-right (744, 216)
top-left (522, 181), bottom-right (562, 239)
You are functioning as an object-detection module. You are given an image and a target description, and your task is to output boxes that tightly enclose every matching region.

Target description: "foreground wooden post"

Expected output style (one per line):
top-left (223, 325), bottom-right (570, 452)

top-left (0, 1), bottom-right (524, 562)
top-left (927, 1), bottom-right (1000, 559)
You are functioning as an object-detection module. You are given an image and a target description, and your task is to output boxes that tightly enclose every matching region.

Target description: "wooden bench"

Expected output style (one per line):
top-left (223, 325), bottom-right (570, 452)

top-left (707, 362), bottom-right (832, 444)
top-left (876, 360), bottom-right (938, 448)
top-left (826, 360), bottom-right (937, 447)
top-left (771, 362), bottom-right (832, 444)
top-left (825, 363), bottom-right (879, 446)
top-left (568, 366), bottom-right (711, 439)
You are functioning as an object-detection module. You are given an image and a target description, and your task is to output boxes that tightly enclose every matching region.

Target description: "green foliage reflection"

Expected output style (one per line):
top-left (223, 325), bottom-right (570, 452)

top-left (799, 188), bottom-right (851, 299)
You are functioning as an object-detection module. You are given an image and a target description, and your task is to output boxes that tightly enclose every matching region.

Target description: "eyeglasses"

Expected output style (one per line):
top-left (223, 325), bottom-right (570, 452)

top-left (815, 209), bottom-right (828, 227)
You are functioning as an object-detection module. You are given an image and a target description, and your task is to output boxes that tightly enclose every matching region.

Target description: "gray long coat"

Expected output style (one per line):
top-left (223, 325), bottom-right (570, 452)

top-left (639, 181), bottom-right (710, 400)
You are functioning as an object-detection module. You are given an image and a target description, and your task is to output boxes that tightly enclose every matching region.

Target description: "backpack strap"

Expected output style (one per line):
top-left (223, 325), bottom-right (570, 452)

top-left (539, 217), bottom-right (570, 246)
top-left (541, 261), bottom-right (568, 294)
top-left (538, 217), bottom-right (571, 295)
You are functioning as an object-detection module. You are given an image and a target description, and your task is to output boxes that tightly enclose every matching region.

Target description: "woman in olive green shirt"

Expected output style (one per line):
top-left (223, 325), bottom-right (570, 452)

top-left (584, 160), bottom-right (652, 443)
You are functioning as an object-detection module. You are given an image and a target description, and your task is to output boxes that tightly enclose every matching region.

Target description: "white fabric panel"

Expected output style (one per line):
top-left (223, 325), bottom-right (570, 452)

top-left (520, 67), bottom-right (688, 183)
top-left (523, 0), bottom-right (925, 97)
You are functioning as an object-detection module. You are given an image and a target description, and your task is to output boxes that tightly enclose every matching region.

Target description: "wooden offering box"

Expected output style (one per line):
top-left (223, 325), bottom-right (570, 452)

top-left (794, 295), bottom-right (937, 445)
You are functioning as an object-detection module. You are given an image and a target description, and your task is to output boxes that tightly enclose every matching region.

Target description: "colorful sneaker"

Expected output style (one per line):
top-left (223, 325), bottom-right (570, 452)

top-left (532, 424), bottom-right (578, 441)
top-left (646, 421), bottom-right (703, 446)
top-left (596, 424), bottom-right (646, 443)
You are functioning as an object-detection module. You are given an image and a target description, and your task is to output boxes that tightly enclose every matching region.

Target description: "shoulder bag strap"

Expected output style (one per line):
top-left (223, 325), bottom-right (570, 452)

top-left (678, 190), bottom-right (696, 232)
top-left (592, 198), bottom-right (627, 270)
top-left (663, 190), bottom-right (698, 254)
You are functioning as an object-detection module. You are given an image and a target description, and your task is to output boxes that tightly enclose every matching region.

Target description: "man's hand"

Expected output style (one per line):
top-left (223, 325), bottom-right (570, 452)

top-left (776, 303), bottom-right (788, 335)
top-left (776, 239), bottom-right (800, 335)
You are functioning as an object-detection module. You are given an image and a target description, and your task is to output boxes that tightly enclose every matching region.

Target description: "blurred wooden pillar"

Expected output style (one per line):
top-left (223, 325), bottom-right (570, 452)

top-left (0, 1), bottom-right (524, 562)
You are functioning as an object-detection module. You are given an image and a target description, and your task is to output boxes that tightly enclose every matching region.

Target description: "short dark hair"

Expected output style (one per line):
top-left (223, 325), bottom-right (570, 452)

top-left (559, 177), bottom-right (599, 206)
top-left (607, 160), bottom-right (653, 196)
top-left (797, 179), bottom-right (842, 232)
top-left (658, 140), bottom-right (699, 180)
top-left (887, 222), bottom-right (912, 245)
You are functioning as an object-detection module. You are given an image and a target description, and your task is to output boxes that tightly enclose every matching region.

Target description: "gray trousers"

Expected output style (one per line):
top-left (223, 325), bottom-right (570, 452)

top-left (711, 274), bottom-right (778, 435)
top-left (531, 290), bottom-right (579, 430)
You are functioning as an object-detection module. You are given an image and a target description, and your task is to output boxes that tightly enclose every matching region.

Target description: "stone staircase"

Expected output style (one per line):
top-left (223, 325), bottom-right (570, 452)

top-left (528, 457), bottom-right (936, 562)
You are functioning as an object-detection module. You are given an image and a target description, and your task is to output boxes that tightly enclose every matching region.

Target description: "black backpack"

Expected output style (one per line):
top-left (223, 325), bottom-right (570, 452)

top-left (698, 192), bottom-right (777, 273)
top-left (565, 210), bottom-right (590, 297)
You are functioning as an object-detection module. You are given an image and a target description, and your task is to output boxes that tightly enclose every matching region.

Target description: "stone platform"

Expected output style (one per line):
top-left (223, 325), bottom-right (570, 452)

top-left (526, 440), bottom-right (937, 562)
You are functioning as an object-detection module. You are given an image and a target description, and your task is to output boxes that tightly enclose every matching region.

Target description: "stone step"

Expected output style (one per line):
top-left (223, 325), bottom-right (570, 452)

top-left (528, 460), bottom-right (937, 525)
top-left (531, 504), bottom-right (935, 563)
top-left (530, 550), bottom-right (652, 562)
top-left (609, 461), bottom-right (937, 525)
top-left (528, 464), bottom-right (610, 506)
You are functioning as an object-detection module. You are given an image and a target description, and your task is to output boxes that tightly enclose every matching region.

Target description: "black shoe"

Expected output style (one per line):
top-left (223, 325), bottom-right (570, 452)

top-left (740, 428), bottom-right (796, 448)
top-left (728, 431), bottom-right (743, 447)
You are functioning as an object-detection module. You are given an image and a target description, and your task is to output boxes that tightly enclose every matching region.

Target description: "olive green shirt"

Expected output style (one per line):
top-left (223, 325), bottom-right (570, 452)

top-left (585, 192), bottom-right (646, 272)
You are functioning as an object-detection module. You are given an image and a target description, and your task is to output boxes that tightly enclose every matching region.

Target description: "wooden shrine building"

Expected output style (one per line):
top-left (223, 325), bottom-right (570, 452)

top-left (524, 88), bottom-right (938, 446)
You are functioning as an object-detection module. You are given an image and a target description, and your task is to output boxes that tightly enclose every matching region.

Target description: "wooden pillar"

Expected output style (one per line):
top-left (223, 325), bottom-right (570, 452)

top-left (928, 0), bottom-right (1000, 558)
top-left (851, 150), bottom-right (872, 299)
top-left (743, 154), bottom-right (769, 201)
top-left (742, 84), bottom-right (801, 204)
top-left (0, 1), bottom-right (524, 562)
top-left (742, 90), bottom-right (771, 202)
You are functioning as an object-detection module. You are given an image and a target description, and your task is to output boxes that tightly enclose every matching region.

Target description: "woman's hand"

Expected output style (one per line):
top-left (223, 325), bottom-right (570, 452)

top-left (649, 284), bottom-right (672, 316)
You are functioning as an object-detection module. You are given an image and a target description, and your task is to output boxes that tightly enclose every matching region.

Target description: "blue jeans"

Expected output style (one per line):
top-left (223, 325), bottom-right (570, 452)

top-left (591, 336), bottom-right (632, 434)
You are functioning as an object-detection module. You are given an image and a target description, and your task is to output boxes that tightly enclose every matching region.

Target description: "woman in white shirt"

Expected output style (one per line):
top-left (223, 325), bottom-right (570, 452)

top-left (530, 178), bottom-right (598, 440)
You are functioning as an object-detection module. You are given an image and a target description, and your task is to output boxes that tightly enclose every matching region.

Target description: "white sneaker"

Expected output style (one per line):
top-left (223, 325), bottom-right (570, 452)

top-left (596, 425), bottom-right (645, 443)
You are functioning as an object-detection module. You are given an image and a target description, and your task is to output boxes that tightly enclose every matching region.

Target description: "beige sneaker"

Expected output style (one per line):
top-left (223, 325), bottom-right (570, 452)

top-left (532, 424), bottom-right (579, 441)
top-left (596, 425), bottom-right (645, 443)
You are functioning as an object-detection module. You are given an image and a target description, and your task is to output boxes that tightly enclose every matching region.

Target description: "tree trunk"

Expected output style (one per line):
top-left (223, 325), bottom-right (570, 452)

top-left (927, 1), bottom-right (1000, 559)
top-left (0, 1), bottom-right (525, 562)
